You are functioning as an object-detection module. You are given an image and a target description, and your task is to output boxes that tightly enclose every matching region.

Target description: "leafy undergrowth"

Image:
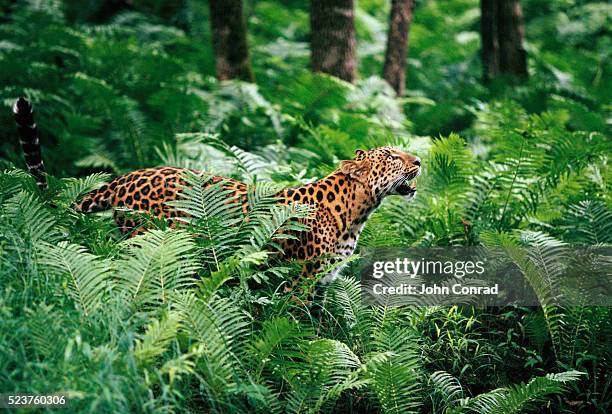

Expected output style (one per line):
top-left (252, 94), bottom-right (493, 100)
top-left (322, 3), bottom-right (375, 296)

top-left (1, 116), bottom-right (609, 412)
top-left (1, 1), bottom-right (611, 413)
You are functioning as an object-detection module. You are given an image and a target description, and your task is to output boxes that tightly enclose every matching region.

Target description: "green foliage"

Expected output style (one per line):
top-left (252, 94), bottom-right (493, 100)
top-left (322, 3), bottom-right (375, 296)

top-left (134, 311), bottom-right (180, 364)
top-left (116, 230), bottom-right (198, 309)
top-left (0, 0), bottom-right (610, 413)
top-left (430, 369), bottom-right (585, 414)
top-left (38, 241), bottom-right (111, 316)
top-left (456, 370), bottom-right (585, 414)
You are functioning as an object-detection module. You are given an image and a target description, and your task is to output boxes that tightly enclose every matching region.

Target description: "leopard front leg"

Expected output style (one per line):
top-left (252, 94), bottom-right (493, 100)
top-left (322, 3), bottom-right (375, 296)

top-left (284, 256), bottom-right (346, 307)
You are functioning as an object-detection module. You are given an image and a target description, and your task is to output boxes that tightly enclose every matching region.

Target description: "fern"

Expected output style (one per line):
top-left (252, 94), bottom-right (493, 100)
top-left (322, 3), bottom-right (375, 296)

top-left (158, 351), bottom-right (197, 386)
top-left (155, 132), bottom-right (234, 172)
top-left (115, 229), bottom-right (198, 309)
top-left (2, 191), bottom-right (58, 244)
top-left (134, 311), bottom-right (180, 364)
top-left (564, 201), bottom-right (612, 245)
top-left (172, 291), bottom-right (249, 404)
top-left (238, 183), bottom-right (312, 254)
top-left (248, 203), bottom-right (313, 252)
top-left (229, 145), bottom-right (272, 179)
top-left (25, 304), bottom-right (64, 359)
top-left (75, 152), bottom-right (121, 174)
top-left (55, 172), bottom-right (112, 206)
top-left (284, 339), bottom-right (364, 414)
top-left (325, 275), bottom-right (373, 352)
top-left (483, 230), bottom-right (568, 358)
top-left (0, 1), bottom-right (609, 412)
top-left (248, 317), bottom-right (310, 382)
top-left (38, 241), bottom-right (110, 316)
top-left (169, 172), bottom-right (244, 269)
top-left (461, 371), bottom-right (584, 414)
top-left (428, 133), bottom-right (475, 200)
top-left (0, 169), bottom-right (34, 203)
top-left (429, 371), bottom-right (464, 413)
top-left (367, 308), bottom-right (423, 414)
top-left (518, 231), bottom-right (569, 359)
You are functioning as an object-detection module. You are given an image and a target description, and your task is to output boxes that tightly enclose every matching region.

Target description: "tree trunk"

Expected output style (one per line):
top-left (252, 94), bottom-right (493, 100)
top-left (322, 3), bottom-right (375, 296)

top-left (480, 0), bottom-right (527, 82)
top-left (480, 0), bottom-right (499, 83)
top-left (310, 0), bottom-right (357, 83)
top-left (209, 0), bottom-right (254, 82)
top-left (497, 0), bottom-right (528, 78)
top-left (383, 0), bottom-right (414, 96)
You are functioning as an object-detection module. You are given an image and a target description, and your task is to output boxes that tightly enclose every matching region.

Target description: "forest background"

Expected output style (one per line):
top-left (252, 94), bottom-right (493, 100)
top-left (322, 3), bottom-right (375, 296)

top-left (0, 0), bottom-right (610, 413)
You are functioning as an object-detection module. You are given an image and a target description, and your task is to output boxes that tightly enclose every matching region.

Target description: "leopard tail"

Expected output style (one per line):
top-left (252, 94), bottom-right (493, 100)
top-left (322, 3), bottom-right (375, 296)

top-left (13, 97), bottom-right (47, 190)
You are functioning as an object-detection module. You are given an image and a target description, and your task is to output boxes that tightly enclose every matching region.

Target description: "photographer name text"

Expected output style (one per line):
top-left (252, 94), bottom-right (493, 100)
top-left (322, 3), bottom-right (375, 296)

top-left (371, 283), bottom-right (499, 296)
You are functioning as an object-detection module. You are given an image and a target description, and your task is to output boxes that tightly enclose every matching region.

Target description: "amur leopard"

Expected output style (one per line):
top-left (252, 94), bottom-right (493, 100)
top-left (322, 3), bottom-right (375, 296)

top-left (14, 97), bottom-right (421, 288)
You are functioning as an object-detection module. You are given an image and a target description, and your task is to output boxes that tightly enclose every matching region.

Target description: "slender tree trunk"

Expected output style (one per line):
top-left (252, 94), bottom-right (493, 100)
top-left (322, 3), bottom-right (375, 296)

top-left (383, 0), bottom-right (414, 96)
top-left (497, 0), bottom-right (528, 78)
top-left (480, 0), bottom-right (527, 82)
top-left (209, 0), bottom-right (254, 82)
top-left (310, 0), bottom-right (357, 83)
top-left (480, 0), bottom-right (499, 83)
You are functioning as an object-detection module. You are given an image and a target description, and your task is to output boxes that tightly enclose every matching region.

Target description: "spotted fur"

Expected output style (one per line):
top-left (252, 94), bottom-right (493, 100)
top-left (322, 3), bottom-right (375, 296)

top-left (74, 147), bottom-right (421, 285)
top-left (75, 167), bottom-right (248, 235)
top-left (14, 99), bottom-right (421, 293)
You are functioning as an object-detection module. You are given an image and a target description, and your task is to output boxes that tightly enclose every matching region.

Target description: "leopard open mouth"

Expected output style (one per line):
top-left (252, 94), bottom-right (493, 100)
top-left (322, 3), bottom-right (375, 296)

top-left (393, 169), bottom-right (420, 197)
top-left (395, 179), bottom-right (417, 196)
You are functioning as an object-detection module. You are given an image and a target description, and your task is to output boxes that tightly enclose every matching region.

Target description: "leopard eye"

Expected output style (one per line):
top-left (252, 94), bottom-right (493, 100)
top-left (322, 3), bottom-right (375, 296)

top-left (387, 155), bottom-right (399, 161)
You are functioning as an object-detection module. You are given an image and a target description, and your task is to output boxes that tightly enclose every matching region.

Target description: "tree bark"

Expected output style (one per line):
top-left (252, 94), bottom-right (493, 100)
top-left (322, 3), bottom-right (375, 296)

top-left (383, 0), bottom-right (414, 96)
top-left (480, 0), bottom-right (499, 83)
top-left (497, 0), bottom-right (528, 78)
top-left (209, 0), bottom-right (254, 82)
top-left (310, 0), bottom-right (357, 83)
top-left (480, 0), bottom-right (527, 82)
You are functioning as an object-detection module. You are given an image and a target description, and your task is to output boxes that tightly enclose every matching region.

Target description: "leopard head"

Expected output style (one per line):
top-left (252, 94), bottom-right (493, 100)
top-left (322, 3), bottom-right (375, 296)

top-left (340, 146), bottom-right (421, 201)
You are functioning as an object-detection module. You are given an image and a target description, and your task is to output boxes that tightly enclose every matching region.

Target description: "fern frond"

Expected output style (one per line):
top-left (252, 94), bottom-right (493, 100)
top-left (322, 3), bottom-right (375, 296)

top-left (38, 241), bottom-right (110, 316)
top-left (196, 256), bottom-right (241, 300)
top-left (116, 229), bottom-right (197, 309)
top-left (56, 172), bottom-right (112, 205)
top-left (462, 370), bottom-right (584, 414)
top-left (523, 311), bottom-right (549, 351)
top-left (325, 275), bottom-right (373, 352)
top-left (75, 153), bottom-right (120, 174)
top-left (428, 133), bottom-right (475, 200)
top-left (169, 172), bottom-right (244, 268)
top-left (25, 304), bottom-right (63, 358)
top-left (134, 311), bottom-right (180, 364)
top-left (564, 200), bottom-right (612, 245)
top-left (230, 145), bottom-right (271, 179)
top-left (159, 351), bottom-right (197, 386)
top-left (367, 308), bottom-right (423, 414)
top-left (155, 133), bottom-right (235, 172)
top-left (233, 184), bottom-right (314, 254)
top-left (247, 203), bottom-right (313, 252)
top-left (2, 191), bottom-right (58, 243)
top-left (248, 317), bottom-right (311, 383)
top-left (173, 291), bottom-right (249, 401)
top-left (502, 231), bottom-right (568, 357)
top-left (309, 339), bottom-right (365, 412)
top-left (428, 370), bottom-right (464, 412)
top-left (284, 339), bottom-right (364, 414)
top-left (326, 275), bottom-right (366, 329)
top-left (231, 382), bottom-right (284, 414)
top-left (0, 169), bottom-right (33, 203)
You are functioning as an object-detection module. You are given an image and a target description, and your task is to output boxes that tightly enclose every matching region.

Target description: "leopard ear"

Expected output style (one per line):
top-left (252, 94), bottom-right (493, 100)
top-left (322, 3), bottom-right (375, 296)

top-left (340, 158), bottom-right (371, 184)
top-left (354, 149), bottom-right (366, 158)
